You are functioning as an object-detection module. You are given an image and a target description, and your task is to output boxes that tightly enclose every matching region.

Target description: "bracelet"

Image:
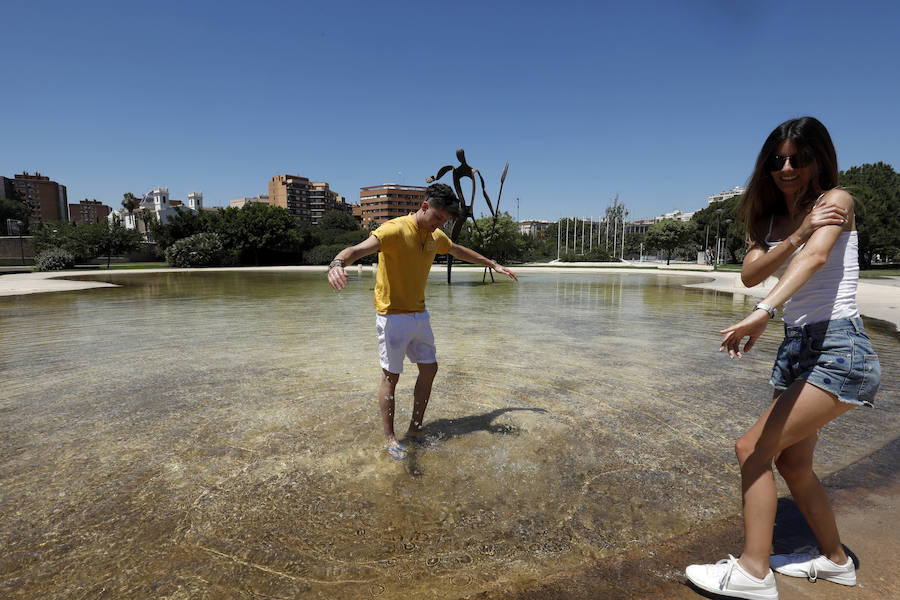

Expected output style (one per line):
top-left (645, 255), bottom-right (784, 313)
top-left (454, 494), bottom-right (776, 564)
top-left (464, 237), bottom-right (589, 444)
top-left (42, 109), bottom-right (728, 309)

top-left (329, 258), bottom-right (345, 270)
top-left (788, 235), bottom-right (800, 248)
top-left (753, 302), bottom-right (776, 319)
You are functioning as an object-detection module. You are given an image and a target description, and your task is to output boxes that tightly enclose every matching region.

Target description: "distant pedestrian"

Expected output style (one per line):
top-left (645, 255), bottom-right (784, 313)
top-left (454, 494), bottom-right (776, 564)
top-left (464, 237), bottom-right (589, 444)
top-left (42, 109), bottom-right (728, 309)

top-left (705, 246), bottom-right (713, 266)
top-left (327, 183), bottom-right (518, 460)
top-left (686, 117), bottom-right (881, 599)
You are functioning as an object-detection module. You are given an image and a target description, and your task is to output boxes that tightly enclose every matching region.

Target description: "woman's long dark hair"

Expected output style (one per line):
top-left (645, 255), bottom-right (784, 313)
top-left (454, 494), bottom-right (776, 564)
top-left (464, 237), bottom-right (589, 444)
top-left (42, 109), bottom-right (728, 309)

top-left (740, 117), bottom-right (839, 245)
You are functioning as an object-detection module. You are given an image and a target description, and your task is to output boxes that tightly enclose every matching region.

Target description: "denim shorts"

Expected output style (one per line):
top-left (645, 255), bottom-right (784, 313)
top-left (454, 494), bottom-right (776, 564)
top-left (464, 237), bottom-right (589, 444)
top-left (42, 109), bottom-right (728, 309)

top-left (770, 316), bottom-right (880, 407)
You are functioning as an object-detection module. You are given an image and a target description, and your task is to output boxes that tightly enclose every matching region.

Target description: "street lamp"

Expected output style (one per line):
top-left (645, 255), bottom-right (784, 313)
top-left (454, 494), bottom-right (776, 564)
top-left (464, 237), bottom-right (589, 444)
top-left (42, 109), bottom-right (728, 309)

top-left (714, 208), bottom-right (723, 268)
top-left (723, 218), bottom-right (733, 265)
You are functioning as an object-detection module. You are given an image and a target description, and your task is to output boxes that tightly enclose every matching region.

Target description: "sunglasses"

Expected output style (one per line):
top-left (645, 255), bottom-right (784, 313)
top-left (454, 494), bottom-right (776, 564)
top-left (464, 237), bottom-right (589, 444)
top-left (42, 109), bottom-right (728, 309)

top-left (766, 153), bottom-right (810, 171)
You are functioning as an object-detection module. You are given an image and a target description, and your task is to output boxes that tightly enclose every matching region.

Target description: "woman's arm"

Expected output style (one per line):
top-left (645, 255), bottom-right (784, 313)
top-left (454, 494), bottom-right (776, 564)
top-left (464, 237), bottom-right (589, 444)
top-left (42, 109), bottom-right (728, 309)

top-left (757, 189), bottom-right (852, 308)
top-left (720, 189), bottom-right (853, 358)
top-left (740, 199), bottom-right (848, 287)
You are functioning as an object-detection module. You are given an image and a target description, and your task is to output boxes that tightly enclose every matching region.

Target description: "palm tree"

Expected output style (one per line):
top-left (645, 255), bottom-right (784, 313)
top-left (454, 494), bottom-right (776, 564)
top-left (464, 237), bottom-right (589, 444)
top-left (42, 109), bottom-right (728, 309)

top-left (121, 192), bottom-right (140, 230)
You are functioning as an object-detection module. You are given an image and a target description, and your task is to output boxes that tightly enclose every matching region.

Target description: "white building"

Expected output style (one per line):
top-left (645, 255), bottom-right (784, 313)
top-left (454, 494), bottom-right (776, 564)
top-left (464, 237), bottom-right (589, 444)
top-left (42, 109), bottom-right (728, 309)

top-left (230, 194), bottom-right (270, 209)
top-left (519, 220), bottom-right (553, 236)
top-left (661, 209), bottom-right (695, 222)
top-left (109, 187), bottom-right (204, 233)
top-left (708, 186), bottom-right (745, 205)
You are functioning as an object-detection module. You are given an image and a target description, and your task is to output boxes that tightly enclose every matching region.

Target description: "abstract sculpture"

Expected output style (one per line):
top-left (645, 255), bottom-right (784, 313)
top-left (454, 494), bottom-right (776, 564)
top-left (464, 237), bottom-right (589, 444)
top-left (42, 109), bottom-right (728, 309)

top-left (427, 148), bottom-right (508, 283)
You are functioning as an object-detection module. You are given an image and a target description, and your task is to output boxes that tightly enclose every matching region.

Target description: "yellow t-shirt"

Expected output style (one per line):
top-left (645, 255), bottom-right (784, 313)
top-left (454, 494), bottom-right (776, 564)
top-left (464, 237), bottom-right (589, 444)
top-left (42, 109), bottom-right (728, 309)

top-left (371, 214), bottom-right (452, 314)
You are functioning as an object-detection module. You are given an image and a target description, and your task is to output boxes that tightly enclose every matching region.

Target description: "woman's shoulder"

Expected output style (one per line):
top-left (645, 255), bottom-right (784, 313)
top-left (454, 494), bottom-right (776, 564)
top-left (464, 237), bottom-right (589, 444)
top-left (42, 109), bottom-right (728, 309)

top-left (817, 187), bottom-right (853, 207)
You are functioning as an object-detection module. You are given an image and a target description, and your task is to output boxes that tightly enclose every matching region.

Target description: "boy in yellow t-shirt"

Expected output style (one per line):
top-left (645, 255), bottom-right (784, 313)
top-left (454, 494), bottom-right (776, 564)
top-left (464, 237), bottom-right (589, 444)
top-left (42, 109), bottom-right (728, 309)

top-left (327, 183), bottom-right (518, 460)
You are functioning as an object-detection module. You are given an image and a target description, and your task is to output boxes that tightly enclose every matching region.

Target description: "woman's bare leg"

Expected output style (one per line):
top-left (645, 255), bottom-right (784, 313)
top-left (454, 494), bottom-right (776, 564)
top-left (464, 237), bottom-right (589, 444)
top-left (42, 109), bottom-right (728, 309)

top-left (734, 382), bottom-right (853, 578)
top-left (775, 433), bottom-right (848, 563)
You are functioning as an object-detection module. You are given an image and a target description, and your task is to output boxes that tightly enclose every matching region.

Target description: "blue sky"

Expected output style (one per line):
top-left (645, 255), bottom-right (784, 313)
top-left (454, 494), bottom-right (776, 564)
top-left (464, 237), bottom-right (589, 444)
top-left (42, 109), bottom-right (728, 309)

top-left (3, 0), bottom-right (898, 220)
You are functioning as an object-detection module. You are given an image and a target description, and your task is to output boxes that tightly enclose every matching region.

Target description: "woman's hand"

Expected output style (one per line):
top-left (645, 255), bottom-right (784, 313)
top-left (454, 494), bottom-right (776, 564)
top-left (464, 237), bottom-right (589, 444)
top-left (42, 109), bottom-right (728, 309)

top-left (720, 309), bottom-right (770, 359)
top-left (795, 201), bottom-right (847, 244)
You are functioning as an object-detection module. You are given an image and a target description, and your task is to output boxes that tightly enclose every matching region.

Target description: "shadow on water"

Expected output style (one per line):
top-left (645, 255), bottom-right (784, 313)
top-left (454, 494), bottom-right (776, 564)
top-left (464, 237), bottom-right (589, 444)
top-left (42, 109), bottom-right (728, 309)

top-left (421, 407), bottom-right (549, 441)
top-left (404, 407), bottom-right (548, 478)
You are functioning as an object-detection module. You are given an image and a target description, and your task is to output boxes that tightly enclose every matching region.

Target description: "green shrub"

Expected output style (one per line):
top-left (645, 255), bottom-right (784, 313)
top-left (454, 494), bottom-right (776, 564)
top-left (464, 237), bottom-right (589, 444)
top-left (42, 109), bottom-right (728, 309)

top-left (165, 233), bottom-right (225, 268)
top-left (34, 247), bottom-right (76, 271)
top-left (559, 247), bottom-right (618, 262)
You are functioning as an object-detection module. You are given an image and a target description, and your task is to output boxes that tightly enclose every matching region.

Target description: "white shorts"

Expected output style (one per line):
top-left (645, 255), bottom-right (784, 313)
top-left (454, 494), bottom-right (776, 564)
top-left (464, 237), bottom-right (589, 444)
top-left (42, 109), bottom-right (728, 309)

top-left (375, 311), bottom-right (437, 374)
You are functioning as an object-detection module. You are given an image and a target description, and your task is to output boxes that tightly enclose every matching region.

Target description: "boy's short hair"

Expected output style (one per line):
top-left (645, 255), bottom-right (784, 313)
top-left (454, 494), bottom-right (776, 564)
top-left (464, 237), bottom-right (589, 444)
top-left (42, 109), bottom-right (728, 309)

top-left (424, 183), bottom-right (462, 217)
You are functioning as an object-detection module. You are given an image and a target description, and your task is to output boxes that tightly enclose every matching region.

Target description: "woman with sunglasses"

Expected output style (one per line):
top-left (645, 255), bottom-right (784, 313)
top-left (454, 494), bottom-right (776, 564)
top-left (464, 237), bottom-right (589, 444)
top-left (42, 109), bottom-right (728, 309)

top-left (686, 116), bottom-right (881, 600)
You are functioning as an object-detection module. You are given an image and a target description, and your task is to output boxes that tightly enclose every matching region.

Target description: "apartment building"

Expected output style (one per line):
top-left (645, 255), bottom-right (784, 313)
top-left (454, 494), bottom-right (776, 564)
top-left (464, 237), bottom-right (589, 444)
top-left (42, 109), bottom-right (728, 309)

top-left (230, 195), bottom-right (269, 209)
top-left (308, 181), bottom-right (351, 225)
top-left (69, 199), bottom-right (112, 224)
top-left (359, 184), bottom-right (426, 229)
top-left (708, 186), bottom-right (745, 205)
top-left (269, 174), bottom-right (312, 223)
top-left (6, 172), bottom-right (68, 223)
top-left (269, 175), bottom-right (350, 225)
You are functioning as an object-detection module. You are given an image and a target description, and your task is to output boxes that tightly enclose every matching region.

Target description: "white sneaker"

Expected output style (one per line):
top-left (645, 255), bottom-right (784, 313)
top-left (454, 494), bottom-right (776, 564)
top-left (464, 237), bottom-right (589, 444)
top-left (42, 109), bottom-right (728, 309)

top-left (686, 555), bottom-right (778, 600)
top-left (770, 549), bottom-right (856, 586)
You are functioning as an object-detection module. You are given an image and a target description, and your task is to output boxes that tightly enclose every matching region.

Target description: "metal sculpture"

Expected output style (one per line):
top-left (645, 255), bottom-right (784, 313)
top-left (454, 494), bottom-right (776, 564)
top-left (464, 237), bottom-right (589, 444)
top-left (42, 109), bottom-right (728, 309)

top-left (427, 148), bottom-right (508, 283)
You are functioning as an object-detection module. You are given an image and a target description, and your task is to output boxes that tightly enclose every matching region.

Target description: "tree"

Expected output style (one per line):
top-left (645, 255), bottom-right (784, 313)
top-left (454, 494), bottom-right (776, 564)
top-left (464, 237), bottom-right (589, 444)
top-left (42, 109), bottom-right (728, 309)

top-left (315, 210), bottom-right (367, 247)
top-left (690, 194), bottom-right (743, 264)
top-left (645, 220), bottom-right (695, 265)
top-left (32, 220), bottom-right (86, 258)
top-left (458, 212), bottom-right (523, 264)
top-left (318, 210), bottom-right (360, 232)
top-left (209, 203), bottom-right (302, 265)
top-left (96, 215), bottom-right (141, 267)
top-left (840, 162), bottom-right (900, 265)
top-left (121, 192), bottom-right (140, 229)
top-left (153, 206), bottom-right (209, 249)
top-left (0, 193), bottom-right (30, 235)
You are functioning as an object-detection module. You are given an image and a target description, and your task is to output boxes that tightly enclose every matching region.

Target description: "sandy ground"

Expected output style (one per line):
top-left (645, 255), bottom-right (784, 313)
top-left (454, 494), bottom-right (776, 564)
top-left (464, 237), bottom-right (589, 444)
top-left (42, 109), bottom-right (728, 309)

top-left (3, 263), bottom-right (897, 600)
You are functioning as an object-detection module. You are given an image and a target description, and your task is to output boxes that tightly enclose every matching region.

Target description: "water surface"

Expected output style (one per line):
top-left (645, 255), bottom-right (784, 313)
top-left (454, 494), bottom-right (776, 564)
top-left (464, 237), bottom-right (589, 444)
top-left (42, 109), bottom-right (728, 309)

top-left (1, 269), bottom-right (896, 598)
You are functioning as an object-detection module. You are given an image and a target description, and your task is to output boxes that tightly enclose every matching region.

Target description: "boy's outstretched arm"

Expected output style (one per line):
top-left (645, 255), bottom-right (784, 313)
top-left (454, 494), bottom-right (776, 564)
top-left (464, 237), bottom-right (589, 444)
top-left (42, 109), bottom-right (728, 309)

top-left (448, 243), bottom-right (518, 281)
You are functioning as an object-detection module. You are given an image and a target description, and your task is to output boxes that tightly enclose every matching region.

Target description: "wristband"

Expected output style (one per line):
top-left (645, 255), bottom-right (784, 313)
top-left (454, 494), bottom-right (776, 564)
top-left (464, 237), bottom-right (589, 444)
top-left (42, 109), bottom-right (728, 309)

top-left (753, 302), bottom-right (776, 319)
top-left (329, 258), bottom-right (345, 270)
top-left (788, 235), bottom-right (800, 248)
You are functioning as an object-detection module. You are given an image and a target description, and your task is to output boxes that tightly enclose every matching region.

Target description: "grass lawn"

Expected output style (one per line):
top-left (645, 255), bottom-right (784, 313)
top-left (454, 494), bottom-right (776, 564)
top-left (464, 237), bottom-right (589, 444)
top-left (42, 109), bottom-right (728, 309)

top-left (102, 262), bottom-right (168, 270)
top-left (861, 268), bottom-right (900, 279)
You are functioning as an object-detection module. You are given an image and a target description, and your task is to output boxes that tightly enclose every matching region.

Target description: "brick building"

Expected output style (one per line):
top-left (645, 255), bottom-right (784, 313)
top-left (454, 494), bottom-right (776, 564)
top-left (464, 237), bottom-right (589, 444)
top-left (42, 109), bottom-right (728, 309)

top-left (69, 199), bottom-right (112, 224)
top-left (6, 172), bottom-right (68, 223)
top-left (269, 174), bottom-right (311, 223)
top-left (269, 175), bottom-right (350, 225)
top-left (358, 184), bottom-right (426, 229)
top-left (308, 181), bottom-right (351, 226)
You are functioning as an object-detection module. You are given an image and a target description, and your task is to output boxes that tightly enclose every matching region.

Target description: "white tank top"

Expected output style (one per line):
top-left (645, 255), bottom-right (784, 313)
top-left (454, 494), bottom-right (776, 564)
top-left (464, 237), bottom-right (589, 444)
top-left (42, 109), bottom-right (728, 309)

top-left (764, 217), bottom-right (860, 326)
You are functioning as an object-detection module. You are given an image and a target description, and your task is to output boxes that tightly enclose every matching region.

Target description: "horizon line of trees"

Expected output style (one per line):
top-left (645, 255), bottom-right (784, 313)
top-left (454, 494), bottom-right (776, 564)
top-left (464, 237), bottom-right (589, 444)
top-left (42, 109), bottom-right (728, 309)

top-left (11, 162), bottom-right (900, 269)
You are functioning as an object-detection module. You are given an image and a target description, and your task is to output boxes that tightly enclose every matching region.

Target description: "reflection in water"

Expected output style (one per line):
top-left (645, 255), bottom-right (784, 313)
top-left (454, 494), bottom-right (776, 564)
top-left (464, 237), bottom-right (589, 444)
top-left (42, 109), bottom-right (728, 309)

top-left (1, 270), bottom-right (897, 599)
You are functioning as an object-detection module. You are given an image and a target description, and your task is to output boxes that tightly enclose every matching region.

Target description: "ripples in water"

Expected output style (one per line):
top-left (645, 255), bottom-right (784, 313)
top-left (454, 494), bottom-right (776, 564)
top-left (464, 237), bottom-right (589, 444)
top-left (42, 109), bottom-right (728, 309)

top-left (1, 269), bottom-right (896, 598)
